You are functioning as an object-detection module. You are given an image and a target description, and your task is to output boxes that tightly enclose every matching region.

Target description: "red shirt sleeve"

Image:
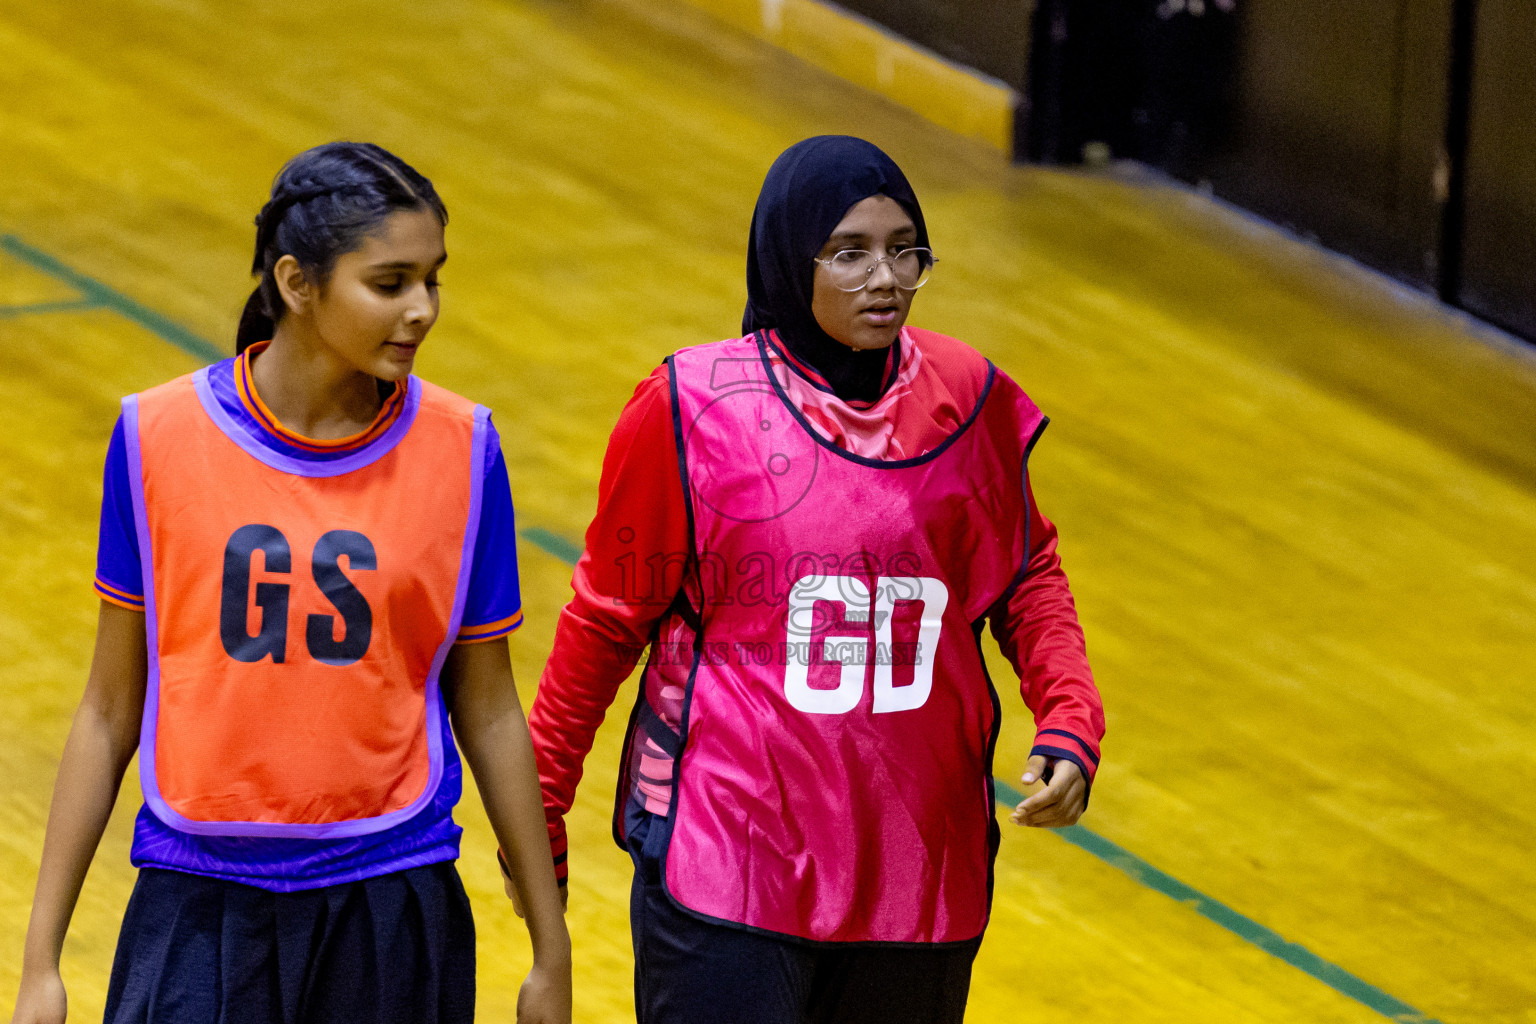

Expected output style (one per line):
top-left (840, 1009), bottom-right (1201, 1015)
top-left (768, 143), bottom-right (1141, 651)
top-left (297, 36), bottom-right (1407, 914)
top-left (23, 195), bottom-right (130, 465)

top-left (526, 365), bottom-right (688, 883)
top-left (989, 476), bottom-right (1105, 793)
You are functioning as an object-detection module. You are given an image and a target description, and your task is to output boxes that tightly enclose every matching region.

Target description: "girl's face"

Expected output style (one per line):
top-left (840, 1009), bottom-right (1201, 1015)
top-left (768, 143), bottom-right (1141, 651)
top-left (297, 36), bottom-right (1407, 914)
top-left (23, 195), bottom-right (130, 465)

top-left (304, 207), bottom-right (446, 381)
top-left (810, 195), bottom-right (919, 351)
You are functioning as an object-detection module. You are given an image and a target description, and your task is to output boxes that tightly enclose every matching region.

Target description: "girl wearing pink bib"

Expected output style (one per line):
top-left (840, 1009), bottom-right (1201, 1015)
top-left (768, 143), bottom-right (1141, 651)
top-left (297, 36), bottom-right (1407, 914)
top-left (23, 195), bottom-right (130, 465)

top-left (528, 136), bottom-right (1104, 1023)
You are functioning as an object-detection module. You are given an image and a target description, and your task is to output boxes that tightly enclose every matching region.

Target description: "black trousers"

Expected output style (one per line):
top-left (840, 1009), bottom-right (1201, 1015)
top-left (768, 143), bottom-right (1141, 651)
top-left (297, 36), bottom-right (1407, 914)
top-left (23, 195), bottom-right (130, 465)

top-left (629, 813), bottom-right (982, 1024)
top-left (103, 863), bottom-right (474, 1024)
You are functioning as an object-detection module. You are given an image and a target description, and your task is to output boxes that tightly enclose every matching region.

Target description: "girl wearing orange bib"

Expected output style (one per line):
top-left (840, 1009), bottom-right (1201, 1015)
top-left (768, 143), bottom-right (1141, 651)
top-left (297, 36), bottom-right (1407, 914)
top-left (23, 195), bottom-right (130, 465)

top-left (11, 143), bottom-right (571, 1024)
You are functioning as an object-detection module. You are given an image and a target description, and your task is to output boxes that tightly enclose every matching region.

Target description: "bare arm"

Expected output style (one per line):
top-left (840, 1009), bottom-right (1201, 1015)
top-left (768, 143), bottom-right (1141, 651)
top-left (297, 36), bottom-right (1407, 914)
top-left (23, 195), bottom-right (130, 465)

top-left (12, 602), bottom-right (148, 1024)
top-left (446, 639), bottom-right (572, 1024)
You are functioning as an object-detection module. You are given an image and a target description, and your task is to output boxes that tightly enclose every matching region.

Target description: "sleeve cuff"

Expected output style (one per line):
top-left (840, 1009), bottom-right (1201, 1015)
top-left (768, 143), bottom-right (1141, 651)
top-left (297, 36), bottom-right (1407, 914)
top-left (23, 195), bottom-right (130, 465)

top-left (1032, 728), bottom-right (1099, 778)
top-left (549, 819), bottom-right (568, 886)
top-left (94, 578), bottom-right (145, 611)
top-left (455, 609), bottom-right (523, 644)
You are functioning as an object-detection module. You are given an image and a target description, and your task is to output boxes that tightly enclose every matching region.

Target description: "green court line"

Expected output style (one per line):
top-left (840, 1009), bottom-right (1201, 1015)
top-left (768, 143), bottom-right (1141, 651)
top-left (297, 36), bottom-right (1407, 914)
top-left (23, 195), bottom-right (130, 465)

top-left (518, 525), bottom-right (1441, 1024)
top-left (520, 526), bottom-right (584, 565)
top-left (16, 232), bottom-right (1434, 1023)
top-left (992, 780), bottom-right (1440, 1023)
top-left (0, 298), bottom-right (104, 317)
top-left (1, 235), bottom-right (222, 363)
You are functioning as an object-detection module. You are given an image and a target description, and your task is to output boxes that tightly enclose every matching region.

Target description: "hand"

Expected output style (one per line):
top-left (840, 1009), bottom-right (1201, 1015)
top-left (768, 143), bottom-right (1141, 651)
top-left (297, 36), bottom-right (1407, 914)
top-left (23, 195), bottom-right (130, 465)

top-left (11, 968), bottom-right (67, 1024)
top-left (501, 850), bottom-right (568, 917)
top-left (1010, 756), bottom-right (1086, 828)
top-left (516, 960), bottom-right (572, 1024)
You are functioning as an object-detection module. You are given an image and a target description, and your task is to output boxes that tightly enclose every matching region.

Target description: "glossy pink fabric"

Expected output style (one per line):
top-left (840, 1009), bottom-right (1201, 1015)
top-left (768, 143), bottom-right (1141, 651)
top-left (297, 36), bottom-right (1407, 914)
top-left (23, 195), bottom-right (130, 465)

top-left (658, 330), bottom-right (1045, 943)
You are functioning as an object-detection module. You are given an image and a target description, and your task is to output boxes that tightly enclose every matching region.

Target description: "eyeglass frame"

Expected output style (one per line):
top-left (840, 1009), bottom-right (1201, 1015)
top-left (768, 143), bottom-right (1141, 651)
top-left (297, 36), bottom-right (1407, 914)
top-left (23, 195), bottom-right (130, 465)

top-left (811, 247), bottom-right (938, 292)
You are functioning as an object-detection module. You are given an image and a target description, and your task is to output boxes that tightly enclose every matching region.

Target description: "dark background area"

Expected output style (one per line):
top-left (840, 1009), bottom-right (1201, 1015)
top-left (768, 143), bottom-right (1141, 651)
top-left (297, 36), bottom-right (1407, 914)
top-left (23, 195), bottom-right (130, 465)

top-left (1457, 0), bottom-right (1536, 339)
top-left (838, 0), bottom-right (1536, 342)
top-left (834, 0), bottom-right (1034, 88)
top-left (1191, 0), bottom-right (1455, 291)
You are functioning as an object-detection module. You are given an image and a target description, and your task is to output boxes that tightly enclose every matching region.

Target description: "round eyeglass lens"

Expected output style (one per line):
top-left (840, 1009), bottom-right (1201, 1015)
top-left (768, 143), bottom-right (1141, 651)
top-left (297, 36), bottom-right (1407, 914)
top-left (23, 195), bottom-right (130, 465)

top-left (824, 248), bottom-right (934, 291)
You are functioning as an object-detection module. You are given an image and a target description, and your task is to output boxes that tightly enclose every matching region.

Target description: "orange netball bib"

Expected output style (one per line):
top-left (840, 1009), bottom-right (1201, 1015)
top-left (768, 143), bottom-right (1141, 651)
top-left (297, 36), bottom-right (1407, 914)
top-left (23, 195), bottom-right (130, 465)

top-left (123, 368), bottom-right (488, 838)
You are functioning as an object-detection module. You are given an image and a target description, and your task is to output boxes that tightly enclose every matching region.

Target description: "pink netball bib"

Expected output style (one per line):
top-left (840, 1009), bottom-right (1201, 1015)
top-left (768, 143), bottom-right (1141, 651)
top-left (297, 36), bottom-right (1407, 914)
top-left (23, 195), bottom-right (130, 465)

top-left (619, 329), bottom-right (1046, 944)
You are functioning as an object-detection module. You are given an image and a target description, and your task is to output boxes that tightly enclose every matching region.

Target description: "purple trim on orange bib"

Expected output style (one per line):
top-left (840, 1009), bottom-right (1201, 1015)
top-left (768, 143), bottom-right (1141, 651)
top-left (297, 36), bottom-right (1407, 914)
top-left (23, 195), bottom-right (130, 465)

top-left (191, 367), bottom-right (423, 478)
top-left (126, 392), bottom-right (488, 840)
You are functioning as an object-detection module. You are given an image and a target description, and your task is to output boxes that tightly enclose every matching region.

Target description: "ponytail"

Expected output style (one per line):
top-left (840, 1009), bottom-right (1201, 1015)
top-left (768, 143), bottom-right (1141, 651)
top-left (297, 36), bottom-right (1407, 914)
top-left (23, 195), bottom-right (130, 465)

top-left (236, 287), bottom-right (275, 355)
top-left (240, 142), bottom-right (448, 354)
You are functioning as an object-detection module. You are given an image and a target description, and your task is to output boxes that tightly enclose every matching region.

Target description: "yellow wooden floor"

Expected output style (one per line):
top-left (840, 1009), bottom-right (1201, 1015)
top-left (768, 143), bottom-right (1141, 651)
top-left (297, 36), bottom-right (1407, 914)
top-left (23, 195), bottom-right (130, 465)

top-left (3, 1), bottom-right (1535, 1021)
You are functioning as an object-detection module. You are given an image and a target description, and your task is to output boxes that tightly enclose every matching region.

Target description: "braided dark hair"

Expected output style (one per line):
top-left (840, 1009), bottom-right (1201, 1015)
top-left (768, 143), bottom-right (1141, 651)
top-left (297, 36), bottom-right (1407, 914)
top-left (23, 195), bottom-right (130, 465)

top-left (237, 142), bottom-right (448, 354)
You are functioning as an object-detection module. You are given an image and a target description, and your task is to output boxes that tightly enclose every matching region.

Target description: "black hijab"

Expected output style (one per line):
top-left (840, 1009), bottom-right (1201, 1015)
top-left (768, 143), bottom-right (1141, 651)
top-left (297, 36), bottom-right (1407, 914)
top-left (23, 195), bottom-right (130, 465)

top-left (742, 136), bottom-right (929, 403)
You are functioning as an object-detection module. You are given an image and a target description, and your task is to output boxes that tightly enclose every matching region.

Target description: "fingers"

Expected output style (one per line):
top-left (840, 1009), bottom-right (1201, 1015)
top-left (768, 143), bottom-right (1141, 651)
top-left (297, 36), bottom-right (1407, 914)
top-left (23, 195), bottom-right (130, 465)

top-left (1010, 753), bottom-right (1051, 826)
top-left (1021, 754), bottom-right (1048, 786)
top-left (1010, 759), bottom-right (1086, 828)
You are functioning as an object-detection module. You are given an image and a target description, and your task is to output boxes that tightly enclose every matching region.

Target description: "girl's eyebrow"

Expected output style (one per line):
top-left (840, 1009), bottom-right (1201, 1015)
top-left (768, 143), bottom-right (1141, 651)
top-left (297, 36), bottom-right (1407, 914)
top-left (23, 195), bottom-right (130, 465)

top-left (368, 254), bottom-right (448, 271)
top-left (827, 226), bottom-right (917, 245)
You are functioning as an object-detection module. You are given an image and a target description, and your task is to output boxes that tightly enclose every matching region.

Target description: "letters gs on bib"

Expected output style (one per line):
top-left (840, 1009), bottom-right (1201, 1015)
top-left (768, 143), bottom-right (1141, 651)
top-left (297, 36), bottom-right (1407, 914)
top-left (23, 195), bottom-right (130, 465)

top-left (219, 525), bottom-right (376, 666)
top-left (783, 574), bottom-right (948, 716)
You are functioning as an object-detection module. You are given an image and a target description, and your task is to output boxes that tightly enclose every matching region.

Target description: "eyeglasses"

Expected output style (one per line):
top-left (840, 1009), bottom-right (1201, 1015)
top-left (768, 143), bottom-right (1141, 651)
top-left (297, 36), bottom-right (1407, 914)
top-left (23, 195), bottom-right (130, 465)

top-left (812, 247), bottom-right (937, 292)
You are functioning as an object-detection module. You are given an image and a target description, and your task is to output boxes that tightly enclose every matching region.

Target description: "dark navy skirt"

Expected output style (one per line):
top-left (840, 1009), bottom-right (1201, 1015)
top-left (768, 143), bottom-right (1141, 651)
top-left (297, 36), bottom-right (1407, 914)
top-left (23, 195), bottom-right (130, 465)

top-left (103, 863), bottom-right (474, 1024)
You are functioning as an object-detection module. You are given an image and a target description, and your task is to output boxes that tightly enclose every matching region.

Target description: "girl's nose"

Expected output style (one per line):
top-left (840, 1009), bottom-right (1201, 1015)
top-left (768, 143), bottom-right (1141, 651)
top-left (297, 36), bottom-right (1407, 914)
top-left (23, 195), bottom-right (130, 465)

top-left (866, 256), bottom-right (898, 290)
top-left (404, 283), bottom-right (437, 324)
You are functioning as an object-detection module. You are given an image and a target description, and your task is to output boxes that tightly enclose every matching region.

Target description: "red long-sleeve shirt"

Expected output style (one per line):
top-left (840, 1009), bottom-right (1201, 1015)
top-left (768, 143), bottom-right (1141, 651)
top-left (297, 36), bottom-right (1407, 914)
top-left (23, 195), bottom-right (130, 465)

top-left (528, 361), bottom-right (1104, 884)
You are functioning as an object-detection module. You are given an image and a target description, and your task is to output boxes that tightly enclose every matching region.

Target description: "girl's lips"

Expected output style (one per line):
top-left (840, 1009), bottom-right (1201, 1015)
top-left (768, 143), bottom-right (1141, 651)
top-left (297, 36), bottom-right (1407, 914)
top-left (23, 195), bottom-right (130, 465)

top-left (861, 307), bottom-right (898, 325)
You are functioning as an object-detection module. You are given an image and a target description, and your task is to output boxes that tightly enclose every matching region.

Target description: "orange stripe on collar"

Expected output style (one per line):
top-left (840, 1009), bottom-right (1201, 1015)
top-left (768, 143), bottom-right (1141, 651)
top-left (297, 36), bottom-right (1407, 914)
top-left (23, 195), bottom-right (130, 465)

top-left (235, 341), bottom-right (404, 453)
